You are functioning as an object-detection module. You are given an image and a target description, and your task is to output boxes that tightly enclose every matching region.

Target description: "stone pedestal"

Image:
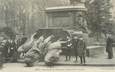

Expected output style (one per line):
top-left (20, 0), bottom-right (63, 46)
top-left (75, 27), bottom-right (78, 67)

top-left (45, 0), bottom-right (87, 31)
top-left (87, 46), bottom-right (105, 57)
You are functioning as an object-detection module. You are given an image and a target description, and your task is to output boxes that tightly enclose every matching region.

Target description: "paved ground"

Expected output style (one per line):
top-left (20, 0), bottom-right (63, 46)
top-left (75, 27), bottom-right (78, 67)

top-left (0, 47), bottom-right (115, 72)
top-left (0, 63), bottom-right (115, 72)
top-left (58, 47), bottom-right (115, 65)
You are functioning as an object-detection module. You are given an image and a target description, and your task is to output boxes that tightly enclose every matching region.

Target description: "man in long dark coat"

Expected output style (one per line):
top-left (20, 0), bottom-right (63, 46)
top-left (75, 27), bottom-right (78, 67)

top-left (0, 36), bottom-right (8, 67)
top-left (76, 37), bottom-right (86, 64)
top-left (106, 34), bottom-right (113, 59)
top-left (72, 35), bottom-right (86, 64)
top-left (0, 40), bottom-right (5, 68)
top-left (8, 39), bottom-right (17, 62)
top-left (72, 36), bottom-right (79, 61)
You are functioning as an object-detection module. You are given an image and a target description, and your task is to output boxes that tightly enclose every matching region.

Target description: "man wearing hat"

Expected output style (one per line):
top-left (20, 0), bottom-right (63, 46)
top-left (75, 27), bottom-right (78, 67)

top-left (0, 35), bottom-right (8, 68)
top-left (72, 36), bottom-right (79, 62)
top-left (106, 33), bottom-right (114, 59)
top-left (72, 31), bottom-right (86, 64)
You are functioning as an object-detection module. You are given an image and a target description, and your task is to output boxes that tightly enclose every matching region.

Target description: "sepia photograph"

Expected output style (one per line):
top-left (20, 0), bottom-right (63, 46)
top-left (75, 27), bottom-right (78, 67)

top-left (0, 0), bottom-right (115, 72)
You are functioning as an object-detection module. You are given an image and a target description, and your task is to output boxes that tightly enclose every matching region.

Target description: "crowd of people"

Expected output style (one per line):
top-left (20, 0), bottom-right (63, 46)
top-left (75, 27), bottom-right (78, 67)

top-left (0, 32), bottom-right (27, 68)
top-left (0, 31), bottom-right (114, 68)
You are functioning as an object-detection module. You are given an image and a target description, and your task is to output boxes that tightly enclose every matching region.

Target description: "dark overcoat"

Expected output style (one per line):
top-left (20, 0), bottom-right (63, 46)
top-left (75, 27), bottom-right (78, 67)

top-left (106, 37), bottom-right (113, 53)
top-left (74, 39), bottom-right (86, 56)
